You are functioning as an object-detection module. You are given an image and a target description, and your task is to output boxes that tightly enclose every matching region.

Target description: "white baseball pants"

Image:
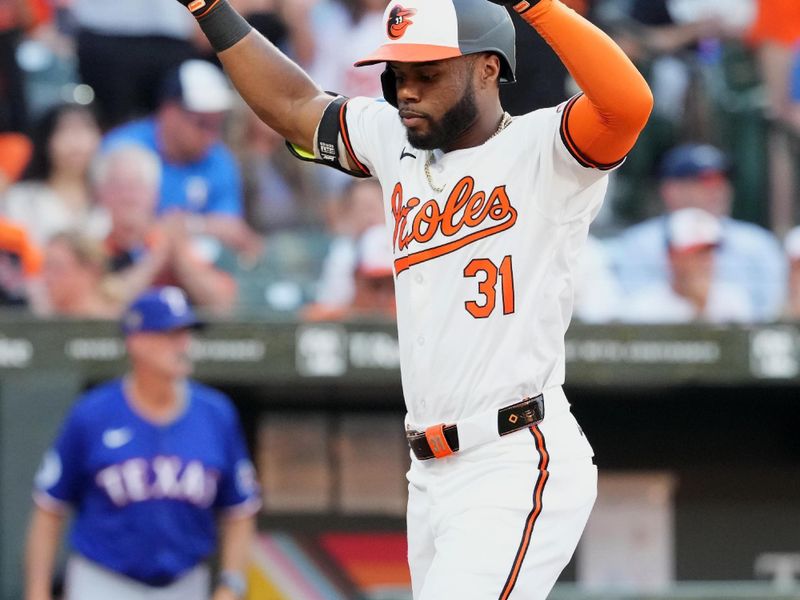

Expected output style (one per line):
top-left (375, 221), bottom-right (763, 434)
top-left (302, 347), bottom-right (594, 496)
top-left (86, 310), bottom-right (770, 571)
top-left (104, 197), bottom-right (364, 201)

top-left (406, 387), bottom-right (597, 600)
top-left (64, 554), bottom-right (210, 600)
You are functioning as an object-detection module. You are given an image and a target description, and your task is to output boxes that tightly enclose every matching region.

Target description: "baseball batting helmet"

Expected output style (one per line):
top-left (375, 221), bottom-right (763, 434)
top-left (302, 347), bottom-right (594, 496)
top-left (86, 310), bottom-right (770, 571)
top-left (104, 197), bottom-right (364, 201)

top-left (354, 0), bottom-right (517, 107)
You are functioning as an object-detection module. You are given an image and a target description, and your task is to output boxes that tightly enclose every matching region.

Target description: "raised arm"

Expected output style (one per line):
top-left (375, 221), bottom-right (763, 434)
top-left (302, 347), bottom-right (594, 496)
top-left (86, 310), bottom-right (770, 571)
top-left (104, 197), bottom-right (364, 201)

top-left (502, 0), bottom-right (653, 167)
top-left (178, 0), bottom-right (332, 151)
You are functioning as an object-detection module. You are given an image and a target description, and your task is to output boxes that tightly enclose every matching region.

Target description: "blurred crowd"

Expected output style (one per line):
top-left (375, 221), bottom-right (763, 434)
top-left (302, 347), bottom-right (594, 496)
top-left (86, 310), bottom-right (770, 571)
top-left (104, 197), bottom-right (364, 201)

top-left (2, 0), bottom-right (800, 324)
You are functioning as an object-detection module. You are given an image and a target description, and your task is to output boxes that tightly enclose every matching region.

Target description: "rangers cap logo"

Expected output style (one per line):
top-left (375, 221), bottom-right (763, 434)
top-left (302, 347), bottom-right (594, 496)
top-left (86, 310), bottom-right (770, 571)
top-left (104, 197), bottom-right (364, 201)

top-left (387, 5), bottom-right (417, 40)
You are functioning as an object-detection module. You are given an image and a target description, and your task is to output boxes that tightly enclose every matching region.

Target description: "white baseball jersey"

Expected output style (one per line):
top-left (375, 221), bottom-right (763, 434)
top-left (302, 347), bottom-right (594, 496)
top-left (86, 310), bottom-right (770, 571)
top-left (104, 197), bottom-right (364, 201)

top-left (341, 95), bottom-right (612, 426)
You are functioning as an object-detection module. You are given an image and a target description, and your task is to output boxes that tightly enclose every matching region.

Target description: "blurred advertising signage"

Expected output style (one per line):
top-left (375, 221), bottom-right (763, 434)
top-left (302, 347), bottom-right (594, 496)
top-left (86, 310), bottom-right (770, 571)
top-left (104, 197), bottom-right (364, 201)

top-left (65, 337), bottom-right (125, 361)
top-left (0, 332), bottom-right (33, 368)
top-left (749, 327), bottom-right (800, 379)
top-left (565, 339), bottom-right (721, 365)
top-left (63, 337), bottom-right (266, 363)
top-left (296, 326), bottom-right (401, 377)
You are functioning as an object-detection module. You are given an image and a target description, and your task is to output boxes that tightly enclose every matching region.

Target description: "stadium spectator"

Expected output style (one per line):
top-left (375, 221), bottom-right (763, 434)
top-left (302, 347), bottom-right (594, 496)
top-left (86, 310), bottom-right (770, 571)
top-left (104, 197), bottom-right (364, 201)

top-left (34, 230), bottom-right (119, 318)
top-left (746, 0), bottom-right (800, 121)
top-left (96, 144), bottom-right (237, 315)
top-left (272, 0), bottom-right (318, 67)
top-left (746, 1), bottom-right (800, 236)
top-left (304, 223), bottom-right (395, 321)
top-left (619, 0), bottom-right (741, 125)
top-left (622, 207), bottom-right (754, 324)
top-left (611, 143), bottom-right (786, 321)
top-left (0, 217), bottom-right (41, 308)
top-left (232, 105), bottom-right (324, 232)
top-left (0, 131), bottom-right (32, 195)
top-left (69, 0), bottom-right (198, 127)
top-left (2, 103), bottom-right (107, 245)
top-left (103, 59), bottom-right (262, 258)
top-left (25, 286), bottom-right (260, 600)
top-left (600, 0), bottom-right (759, 225)
top-left (314, 178), bottom-right (385, 309)
top-left (573, 235), bottom-right (623, 324)
top-left (307, 0), bottom-right (386, 98)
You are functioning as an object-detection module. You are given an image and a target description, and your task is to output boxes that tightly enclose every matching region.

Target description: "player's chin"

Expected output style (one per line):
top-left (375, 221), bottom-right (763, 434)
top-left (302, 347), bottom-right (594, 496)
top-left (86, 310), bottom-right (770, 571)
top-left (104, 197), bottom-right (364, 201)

top-left (406, 129), bottom-right (438, 151)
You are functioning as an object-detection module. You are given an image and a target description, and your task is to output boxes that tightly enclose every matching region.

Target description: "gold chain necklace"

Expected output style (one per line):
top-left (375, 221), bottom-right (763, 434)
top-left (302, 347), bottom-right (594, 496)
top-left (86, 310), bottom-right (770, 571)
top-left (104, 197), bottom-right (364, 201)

top-left (423, 112), bottom-right (512, 193)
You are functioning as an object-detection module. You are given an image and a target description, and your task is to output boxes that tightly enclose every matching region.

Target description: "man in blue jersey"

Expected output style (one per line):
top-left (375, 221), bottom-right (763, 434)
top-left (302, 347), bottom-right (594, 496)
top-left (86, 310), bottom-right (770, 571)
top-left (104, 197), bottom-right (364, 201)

top-left (24, 286), bottom-right (260, 600)
top-left (103, 59), bottom-right (262, 257)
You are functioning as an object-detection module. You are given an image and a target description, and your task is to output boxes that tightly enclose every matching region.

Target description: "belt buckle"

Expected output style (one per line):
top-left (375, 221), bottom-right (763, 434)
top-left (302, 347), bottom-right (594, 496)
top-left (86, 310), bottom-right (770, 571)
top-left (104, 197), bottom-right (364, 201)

top-left (498, 394), bottom-right (544, 436)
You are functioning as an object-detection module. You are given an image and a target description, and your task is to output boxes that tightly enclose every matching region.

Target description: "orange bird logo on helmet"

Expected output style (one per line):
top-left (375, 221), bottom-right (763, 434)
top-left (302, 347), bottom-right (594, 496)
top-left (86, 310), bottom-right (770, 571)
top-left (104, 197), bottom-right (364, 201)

top-left (387, 5), bottom-right (417, 40)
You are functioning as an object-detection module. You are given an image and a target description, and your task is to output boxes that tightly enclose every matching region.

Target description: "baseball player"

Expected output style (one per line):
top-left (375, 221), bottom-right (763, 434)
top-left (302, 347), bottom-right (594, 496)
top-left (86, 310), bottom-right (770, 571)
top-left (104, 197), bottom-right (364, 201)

top-left (24, 286), bottom-right (260, 600)
top-left (173, 0), bottom-right (653, 597)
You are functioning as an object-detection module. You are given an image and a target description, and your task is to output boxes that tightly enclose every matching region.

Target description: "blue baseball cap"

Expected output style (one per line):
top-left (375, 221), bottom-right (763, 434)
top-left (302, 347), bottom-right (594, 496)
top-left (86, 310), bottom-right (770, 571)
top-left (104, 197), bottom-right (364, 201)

top-left (659, 143), bottom-right (730, 180)
top-left (121, 287), bottom-right (203, 335)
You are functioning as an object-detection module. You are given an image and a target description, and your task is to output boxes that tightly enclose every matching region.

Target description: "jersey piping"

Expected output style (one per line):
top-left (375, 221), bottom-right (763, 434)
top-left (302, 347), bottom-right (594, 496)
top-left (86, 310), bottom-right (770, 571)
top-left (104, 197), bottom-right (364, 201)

top-left (498, 424), bottom-right (550, 599)
top-left (340, 100), bottom-right (372, 176)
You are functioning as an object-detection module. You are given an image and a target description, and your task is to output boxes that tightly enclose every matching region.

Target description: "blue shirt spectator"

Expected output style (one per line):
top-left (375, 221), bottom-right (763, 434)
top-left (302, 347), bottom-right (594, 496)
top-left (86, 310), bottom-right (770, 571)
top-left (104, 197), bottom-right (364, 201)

top-left (104, 117), bottom-right (242, 217)
top-left (102, 60), bottom-right (263, 258)
top-left (610, 144), bottom-right (787, 321)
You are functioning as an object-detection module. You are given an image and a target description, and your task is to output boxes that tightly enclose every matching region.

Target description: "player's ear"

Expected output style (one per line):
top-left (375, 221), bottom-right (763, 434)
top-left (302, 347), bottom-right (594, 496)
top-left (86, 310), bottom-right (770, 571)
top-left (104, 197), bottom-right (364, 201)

top-left (476, 53), bottom-right (501, 88)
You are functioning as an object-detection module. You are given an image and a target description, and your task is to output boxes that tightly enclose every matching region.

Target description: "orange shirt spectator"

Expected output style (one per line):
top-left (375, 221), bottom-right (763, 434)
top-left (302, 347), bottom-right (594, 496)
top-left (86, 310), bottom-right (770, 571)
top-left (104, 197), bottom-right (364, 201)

top-left (0, 132), bottom-right (31, 193)
top-left (0, 218), bottom-right (42, 306)
top-left (747, 0), bottom-right (800, 120)
top-left (748, 0), bottom-right (800, 47)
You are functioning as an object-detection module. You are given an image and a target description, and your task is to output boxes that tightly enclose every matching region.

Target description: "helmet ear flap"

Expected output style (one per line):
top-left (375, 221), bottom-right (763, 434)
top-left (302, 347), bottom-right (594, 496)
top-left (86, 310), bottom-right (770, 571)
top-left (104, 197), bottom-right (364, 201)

top-left (381, 68), bottom-right (398, 108)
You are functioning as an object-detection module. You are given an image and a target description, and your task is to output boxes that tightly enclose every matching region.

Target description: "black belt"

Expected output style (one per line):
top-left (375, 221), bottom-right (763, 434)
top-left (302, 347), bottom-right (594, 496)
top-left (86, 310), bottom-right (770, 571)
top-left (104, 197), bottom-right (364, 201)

top-left (406, 394), bottom-right (545, 461)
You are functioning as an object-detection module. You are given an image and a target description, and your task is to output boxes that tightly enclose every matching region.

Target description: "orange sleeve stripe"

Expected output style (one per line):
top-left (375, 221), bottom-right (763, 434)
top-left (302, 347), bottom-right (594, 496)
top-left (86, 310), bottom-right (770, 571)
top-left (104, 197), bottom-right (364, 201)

top-left (339, 101), bottom-right (371, 177)
top-left (517, 0), bottom-right (653, 167)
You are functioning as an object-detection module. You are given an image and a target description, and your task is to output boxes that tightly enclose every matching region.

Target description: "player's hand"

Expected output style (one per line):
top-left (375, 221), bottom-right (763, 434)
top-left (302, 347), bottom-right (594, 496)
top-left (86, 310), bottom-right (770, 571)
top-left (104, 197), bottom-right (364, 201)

top-left (147, 224), bottom-right (175, 267)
